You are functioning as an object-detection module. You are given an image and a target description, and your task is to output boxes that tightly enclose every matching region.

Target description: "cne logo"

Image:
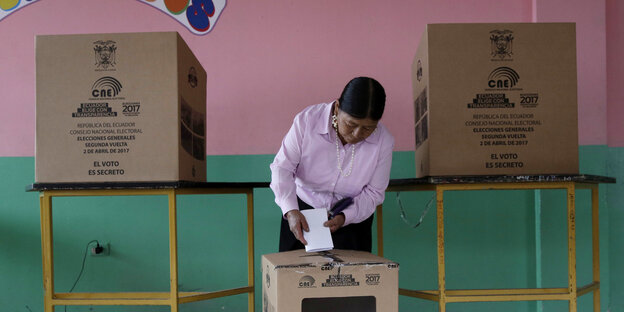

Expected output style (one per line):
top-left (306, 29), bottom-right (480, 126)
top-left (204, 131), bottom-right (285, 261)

top-left (488, 67), bottom-right (519, 89)
top-left (93, 40), bottom-right (117, 69)
top-left (490, 30), bottom-right (513, 59)
top-left (298, 275), bottom-right (316, 288)
top-left (92, 76), bottom-right (123, 98)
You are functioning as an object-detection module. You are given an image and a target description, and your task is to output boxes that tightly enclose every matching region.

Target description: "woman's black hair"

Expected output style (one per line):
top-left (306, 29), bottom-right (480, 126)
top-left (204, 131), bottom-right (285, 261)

top-left (338, 77), bottom-right (386, 121)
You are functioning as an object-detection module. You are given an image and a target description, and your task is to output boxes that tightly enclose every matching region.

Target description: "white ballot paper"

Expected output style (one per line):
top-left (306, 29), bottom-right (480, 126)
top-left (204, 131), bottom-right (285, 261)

top-left (301, 209), bottom-right (334, 252)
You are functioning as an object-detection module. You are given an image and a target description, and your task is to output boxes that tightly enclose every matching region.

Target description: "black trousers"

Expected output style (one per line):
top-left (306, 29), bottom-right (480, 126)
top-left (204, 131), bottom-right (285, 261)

top-left (279, 197), bottom-right (374, 252)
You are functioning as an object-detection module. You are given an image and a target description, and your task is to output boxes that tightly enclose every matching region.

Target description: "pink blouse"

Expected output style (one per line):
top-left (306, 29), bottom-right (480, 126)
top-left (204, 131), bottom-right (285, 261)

top-left (270, 102), bottom-right (394, 226)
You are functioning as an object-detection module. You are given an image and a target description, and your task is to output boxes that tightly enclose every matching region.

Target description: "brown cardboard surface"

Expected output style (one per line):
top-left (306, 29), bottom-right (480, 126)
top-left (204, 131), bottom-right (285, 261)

top-left (413, 23), bottom-right (579, 177)
top-left (35, 32), bottom-right (206, 182)
top-left (262, 249), bottom-right (399, 312)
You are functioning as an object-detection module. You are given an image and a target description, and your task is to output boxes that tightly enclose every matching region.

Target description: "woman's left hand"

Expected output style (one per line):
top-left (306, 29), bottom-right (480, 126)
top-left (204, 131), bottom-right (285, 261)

top-left (323, 214), bottom-right (345, 233)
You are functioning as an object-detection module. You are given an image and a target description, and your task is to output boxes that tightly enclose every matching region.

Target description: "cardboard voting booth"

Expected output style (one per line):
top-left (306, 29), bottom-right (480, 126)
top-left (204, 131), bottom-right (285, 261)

top-left (36, 32), bottom-right (206, 182)
top-left (413, 23), bottom-right (579, 177)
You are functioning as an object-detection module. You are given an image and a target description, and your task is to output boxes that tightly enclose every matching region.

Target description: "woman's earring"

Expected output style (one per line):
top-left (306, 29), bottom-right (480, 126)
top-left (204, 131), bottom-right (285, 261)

top-left (332, 114), bottom-right (338, 129)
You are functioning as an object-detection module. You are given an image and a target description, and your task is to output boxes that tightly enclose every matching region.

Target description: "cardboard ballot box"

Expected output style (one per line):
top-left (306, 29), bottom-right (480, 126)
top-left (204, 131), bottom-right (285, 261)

top-left (36, 32), bottom-right (206, 182)
top-left (262, 249), bottom-right (398, 312)
top-left (412, 23), bottom-right (579, 177)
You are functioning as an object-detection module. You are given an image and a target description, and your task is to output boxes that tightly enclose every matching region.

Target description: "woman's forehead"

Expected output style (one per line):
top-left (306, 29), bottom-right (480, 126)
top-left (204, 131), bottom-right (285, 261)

top-left (339, 111), bottom-right (378, 127)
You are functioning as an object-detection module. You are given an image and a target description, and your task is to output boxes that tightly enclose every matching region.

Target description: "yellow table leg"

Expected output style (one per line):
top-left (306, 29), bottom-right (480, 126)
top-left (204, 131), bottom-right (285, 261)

top-left (437, 187), bottom-right (446, 312)
top-left (168, 190), bottom-right (179, 312)
top-left (567, 184), bottom-right (577, 312)
top-left (247, 190), bottom-right (255, 312)
top-left (40, 193), bottom-right (54, 312)
top-left (39, 194), bottom-right (46, 288)
top-left (591, 185), bottom-right (600, 312)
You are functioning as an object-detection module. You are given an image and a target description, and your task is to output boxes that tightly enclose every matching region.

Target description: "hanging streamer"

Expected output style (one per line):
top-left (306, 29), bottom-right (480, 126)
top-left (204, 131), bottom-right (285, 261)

top-left (137, 0), bottom-right (227, 35)
top-left (0, 0), bottom-right (226, 36)
top-left (0, 0), bottom-right (39, 22)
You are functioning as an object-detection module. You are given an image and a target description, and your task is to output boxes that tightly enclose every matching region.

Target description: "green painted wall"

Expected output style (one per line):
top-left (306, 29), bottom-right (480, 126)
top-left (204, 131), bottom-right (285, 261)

top-left (0, 147), bottom-right (619, 312)
top-left (607, 147), bottom-right (624, 312)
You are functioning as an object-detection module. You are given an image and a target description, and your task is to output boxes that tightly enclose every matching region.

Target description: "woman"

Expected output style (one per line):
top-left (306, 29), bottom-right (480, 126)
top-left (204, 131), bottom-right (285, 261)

top-left (270, 77), bottom-right (394, 252)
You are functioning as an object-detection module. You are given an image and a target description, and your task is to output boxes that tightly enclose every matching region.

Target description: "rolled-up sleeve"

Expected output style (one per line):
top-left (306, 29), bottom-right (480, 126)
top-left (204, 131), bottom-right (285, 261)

top-left (341, 133), bottom-right (394, 226)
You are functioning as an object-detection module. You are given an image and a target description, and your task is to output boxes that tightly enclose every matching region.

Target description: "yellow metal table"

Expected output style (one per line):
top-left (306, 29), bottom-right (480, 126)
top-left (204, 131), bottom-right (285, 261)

top-left (376, 174), bottom-right (615, 312)
top-left (28, 181), bottom-right (269, 312)
top-left (30, 175), bottom-right (615, 312)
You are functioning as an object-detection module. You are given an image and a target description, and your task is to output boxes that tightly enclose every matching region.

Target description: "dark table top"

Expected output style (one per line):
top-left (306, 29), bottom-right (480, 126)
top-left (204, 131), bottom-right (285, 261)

top-left (26, 174), bottom-right (615, 192)
top-left (390, 174), bottom-right (616, 186)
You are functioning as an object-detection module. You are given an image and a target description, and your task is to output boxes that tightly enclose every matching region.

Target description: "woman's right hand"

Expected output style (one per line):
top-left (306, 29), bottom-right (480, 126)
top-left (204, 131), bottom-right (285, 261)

top-left (285, 210), bottom-right (309, 246)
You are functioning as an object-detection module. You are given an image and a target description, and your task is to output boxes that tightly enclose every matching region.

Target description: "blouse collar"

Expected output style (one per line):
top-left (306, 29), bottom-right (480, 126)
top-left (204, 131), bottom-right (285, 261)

top-left (315, 101), bottom-right (381, 144)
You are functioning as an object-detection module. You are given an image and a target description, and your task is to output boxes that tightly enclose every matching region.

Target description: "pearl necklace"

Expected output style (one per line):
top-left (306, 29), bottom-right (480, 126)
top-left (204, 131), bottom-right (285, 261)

top-left (334, 128), bottom-right (355, 177)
